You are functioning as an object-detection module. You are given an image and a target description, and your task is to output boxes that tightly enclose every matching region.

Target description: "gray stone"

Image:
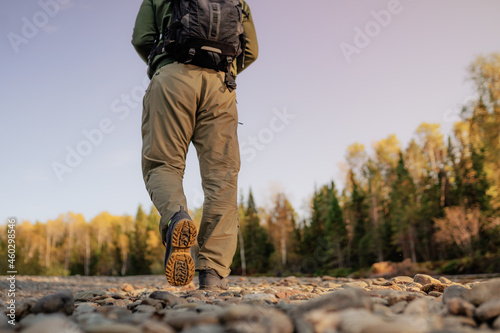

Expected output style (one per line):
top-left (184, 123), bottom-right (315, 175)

top-left (165, 310), bottom-right (219, 331)
top-left (302, 308), bottom-right (342, 333)
top-left (173, 302), bottom-right (204, 310)
top-left (439, 276), bottom-right (453, 284)
top-left (342, 281), bottom-right (368, 289)
top-left (370, 297), bottom-right (389, 306)
top-left (109, 293), bottom-right (127, 300)
top-left (372, 279), bottom-right (389, 286)
top-left (392, 276), bottom-right (415, 284)
top-left (474, 298), bottom-right (500, 322)
top-left (0, 301), bottom-right (7, 312)
top-left (135, 305), bottom-right (157, 314)
top-left (283, 276), bottom-right (299, 283)
top-left (442, 315), bottom-right (477, 329)
top-left (446, 297), bottom-right (475, 317)
top-left (322, 275), bottom-right (337, 281)
top-left (96, 306), bottom-right (132, 321)
top-left (186, 291), bottom-right (207, 300)
top-left (462, 278), bottom-right (500, 306)
top-left (494, 315), bottom-right (500, 329)
top-left (74, 312), bottom-right (113, 328)
top-left (148, 291), bottom-right (187, 307)
top-left (141, 298), bottom-right (164, 311)
top-left (320, 281), bottom-right (342, 289)
top-left (372, 303), bottom-right (392, 317)
top-left (95, 297), bottom-right (119, 306)
top-left (442, 285), bottom-right (467, 304)
top-left (140, 320), bottom-right (176, 333)
top-left (390, 301), bottom-right (407, 314)
top-left (338, 309), bottom-right (384, 333)
top-left (111, 299), bottom-right (127, 307)
top-left (242, 293), bottom-right (278, 304)
top-left (292, 288), bottom-right (372, 316)
top-left (429, 291), bottom-right (443, 299)
top-left (369, 289), bottom-right (424, 306)
top-left (370, 285), bottom-right (394, 292)
top-left (74, 304), bottom-right (97, 314)
top-left (18, 313), bottom-right (47, 327)
top-left (14, 298), bottom-right (37, 321)
top-left (32, 290), bottom-right (74, 316)
top-left (221, 304), bottom-right (293, 333)
top-left (404, 297), bottom-right (446, 316)
top-left (0, 312), bottom-right (9, 327)
top-left (20, 314), bottom-right (83, 333)
top-left (414, 274), bottom-right (441, 286)
top-left (126, 300), bottom-right (142, 311)
top-left (405, 282), bottom-right (423, 293)
top-left (465, 282), bottom-right (480, 289)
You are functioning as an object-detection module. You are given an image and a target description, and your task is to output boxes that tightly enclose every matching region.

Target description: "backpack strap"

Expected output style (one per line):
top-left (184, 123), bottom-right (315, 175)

top-left (147, 0), bottom-right (181, 66)
top-left (225, 64), bottom-right (237, 92)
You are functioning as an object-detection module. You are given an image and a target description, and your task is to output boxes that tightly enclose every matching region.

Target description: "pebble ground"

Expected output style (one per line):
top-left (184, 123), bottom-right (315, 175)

top-left (1, 274), bottom-right (500, 332)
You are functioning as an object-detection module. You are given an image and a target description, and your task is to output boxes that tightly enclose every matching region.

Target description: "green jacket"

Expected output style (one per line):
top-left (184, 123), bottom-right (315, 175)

top-left (132, 0), bottom-right (258, 79)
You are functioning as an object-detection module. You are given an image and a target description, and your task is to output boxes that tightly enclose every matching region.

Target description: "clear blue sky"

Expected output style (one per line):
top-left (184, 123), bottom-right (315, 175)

top-left (2, 0), bottom-right (500, 223)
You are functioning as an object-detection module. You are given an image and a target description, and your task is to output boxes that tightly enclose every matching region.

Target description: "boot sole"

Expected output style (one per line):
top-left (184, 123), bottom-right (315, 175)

top-left (165, 220), bottom-right (197, 286)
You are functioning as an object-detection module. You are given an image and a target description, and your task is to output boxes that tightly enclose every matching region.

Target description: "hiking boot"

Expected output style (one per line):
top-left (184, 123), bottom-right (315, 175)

top-left (164, 206), bottom-right (197, 286)
top-left (198, 268), bottom-right (229, 291)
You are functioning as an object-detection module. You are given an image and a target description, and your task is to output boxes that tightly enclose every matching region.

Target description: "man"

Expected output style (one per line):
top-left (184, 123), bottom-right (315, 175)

top-left (131, 0), bottom-right (258, 290)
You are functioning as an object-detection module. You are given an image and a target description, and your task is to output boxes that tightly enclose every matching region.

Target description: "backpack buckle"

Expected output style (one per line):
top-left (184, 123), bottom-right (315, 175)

top-left (185, 48), bottom-right (196, 63)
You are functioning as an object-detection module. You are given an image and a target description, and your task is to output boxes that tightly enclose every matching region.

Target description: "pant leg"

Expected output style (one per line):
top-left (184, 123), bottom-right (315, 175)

top-left (141, 63), bottom-right (201, 244)
top-left (192, 69), bottom-right (240, 278)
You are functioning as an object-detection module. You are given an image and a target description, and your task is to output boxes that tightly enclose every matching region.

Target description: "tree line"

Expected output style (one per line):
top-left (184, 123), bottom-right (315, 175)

top-left (1, 54), bottom-right (499, 277)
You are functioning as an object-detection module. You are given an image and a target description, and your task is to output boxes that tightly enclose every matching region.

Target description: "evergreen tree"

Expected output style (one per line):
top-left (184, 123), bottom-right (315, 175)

top-left (130, 205), bottom-right (150, 274)
top-left (239, 190), bottom-right (274, 274)
top-left (348, 171), bottom-right (371, 268)
top-left (389, 153), bottom-right (418, 262)
top-left (327, 182), bottom-right (348, 269)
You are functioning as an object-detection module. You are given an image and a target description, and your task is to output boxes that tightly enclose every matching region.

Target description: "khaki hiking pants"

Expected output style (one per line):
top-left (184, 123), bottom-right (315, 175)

top-left (141, 62), bottom-right (240, 278)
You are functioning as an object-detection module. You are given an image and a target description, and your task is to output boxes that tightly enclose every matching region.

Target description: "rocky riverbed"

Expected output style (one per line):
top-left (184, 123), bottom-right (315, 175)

top-left (1, 274), bottom-right (500, 332)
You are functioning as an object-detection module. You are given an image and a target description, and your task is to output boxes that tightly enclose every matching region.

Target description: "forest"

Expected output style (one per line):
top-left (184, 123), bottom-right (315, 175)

top-left (1, 54), bottom-right (499, 277)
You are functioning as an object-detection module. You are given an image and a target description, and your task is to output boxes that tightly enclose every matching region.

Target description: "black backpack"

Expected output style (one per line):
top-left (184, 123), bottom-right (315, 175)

top-left (150, 0), bottom-right (246, 91)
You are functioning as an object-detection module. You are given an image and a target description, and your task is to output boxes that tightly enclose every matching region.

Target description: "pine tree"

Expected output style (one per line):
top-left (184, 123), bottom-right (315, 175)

top-left (327, 182), bottom-right (348, 269)
top-left (348, 171), bottom-right (371, 268)
top-left (240, 190), bottom-right (274, 274)
top-left (130, 205), bottom-right (150, 274)
top-left (389, 153), bottom-right (418, 262)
